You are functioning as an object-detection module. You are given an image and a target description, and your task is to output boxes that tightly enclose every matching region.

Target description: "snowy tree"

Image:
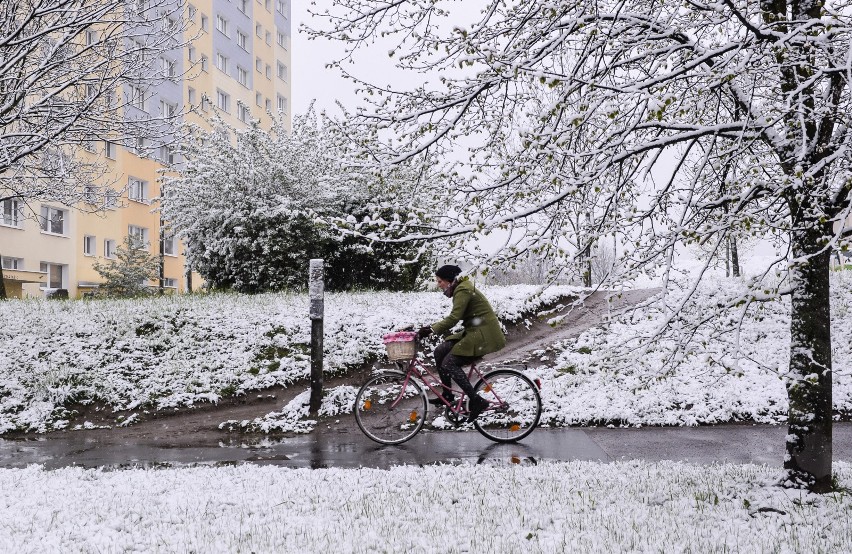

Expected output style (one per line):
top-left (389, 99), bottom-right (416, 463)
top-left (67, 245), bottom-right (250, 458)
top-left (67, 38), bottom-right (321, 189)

top-left (92, 236), bottom-right (160, 297)
top-left (0, 0), bottom-right (189, 297)
top-left (309, 1), bottom-right (852, 490)
top-left (159, 111), bottom-right (430, 293)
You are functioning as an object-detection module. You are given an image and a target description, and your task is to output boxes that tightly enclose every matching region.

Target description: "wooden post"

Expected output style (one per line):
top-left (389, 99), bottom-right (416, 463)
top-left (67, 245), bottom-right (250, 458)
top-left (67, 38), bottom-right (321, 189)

top-left (309, 259), bottom-right (324, 415)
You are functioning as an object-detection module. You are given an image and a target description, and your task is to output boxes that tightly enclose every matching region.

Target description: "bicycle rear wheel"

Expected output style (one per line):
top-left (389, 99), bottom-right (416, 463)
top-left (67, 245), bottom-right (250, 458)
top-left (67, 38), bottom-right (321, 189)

top-left (355, 370), bottom-right (427, 445)
top-left (472, 369), bottom-right (541, 443)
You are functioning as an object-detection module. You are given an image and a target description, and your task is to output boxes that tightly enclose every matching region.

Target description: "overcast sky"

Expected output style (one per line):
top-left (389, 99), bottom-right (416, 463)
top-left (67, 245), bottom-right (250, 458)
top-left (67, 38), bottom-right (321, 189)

top-left (291, 2), bottom-right (380, 117)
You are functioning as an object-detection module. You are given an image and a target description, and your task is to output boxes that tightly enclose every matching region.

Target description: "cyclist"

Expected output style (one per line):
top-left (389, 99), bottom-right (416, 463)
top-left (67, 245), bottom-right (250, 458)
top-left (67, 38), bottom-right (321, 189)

top-left (418, 264), bottom-right (506, 421)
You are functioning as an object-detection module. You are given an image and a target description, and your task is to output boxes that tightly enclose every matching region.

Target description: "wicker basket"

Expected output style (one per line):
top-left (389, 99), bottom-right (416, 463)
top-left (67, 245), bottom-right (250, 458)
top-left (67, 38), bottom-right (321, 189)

top-left (383, 331), bottom-right (418, 361)
top-left (385, 340), bottom-right (416, 361)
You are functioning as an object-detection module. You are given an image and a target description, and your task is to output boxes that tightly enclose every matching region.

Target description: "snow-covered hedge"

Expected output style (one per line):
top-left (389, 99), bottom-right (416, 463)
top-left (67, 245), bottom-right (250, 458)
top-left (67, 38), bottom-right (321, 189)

top-left (536, 273), bottom-right (852, 426)
top-left (0, 285), bottom-right (577, 433)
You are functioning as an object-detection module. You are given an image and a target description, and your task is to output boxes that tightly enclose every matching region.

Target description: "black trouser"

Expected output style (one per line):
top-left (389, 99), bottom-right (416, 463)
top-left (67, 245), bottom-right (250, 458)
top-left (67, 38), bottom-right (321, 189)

top-left (434, 340), bottom-right (479, 398)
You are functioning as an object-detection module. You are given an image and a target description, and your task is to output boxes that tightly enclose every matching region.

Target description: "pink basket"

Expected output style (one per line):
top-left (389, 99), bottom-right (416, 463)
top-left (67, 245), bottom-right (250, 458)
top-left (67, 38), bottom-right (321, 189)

top-left (382, 331), bottom-right (418, 361)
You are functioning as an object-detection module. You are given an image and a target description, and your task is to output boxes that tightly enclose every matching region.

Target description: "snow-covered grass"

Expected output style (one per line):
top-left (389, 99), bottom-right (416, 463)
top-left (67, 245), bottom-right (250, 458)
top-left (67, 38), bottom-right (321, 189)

top-left (1, 461), bottom-right (850, 552)
top-left (0, 285), bottom-right (577, 433)
top-left (536, 273), bottom-right (852, 427)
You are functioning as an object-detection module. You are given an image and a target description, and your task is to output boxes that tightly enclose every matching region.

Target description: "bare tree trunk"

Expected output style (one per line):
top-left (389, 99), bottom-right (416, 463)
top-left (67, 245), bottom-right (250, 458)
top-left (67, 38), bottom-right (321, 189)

top-left (730, 238), bottom-right (740, 277)
top-left (0, 263), bottom-right (6, 300)
top-left (785, 226), bottom-right (833, 492)
top-left (725, 238), bottom-right (731, 277)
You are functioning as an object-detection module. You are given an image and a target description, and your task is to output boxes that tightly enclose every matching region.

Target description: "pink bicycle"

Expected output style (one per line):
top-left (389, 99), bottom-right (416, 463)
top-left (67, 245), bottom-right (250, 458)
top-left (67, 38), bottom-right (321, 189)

top-left (354, 331), bottom-right (542, 445)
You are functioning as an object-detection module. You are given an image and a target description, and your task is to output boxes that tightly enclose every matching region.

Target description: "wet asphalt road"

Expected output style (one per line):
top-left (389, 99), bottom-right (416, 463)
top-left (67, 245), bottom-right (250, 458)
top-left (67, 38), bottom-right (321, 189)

top-left (1, 423), bottom-right (851, 470)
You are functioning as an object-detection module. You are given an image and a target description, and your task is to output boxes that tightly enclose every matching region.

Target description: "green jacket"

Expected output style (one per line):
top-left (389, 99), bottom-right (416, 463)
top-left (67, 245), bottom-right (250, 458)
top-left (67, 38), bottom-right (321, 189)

top-left (430, 277), bottom-right (506, 358)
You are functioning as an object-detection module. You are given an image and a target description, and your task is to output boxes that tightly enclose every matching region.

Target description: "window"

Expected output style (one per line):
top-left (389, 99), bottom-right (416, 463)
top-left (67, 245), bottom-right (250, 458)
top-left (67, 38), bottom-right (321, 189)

top-left (1, 199), bottom-right (22, 227)
top-left (165, 17), bottom-right (178, 33)
top-left (1, 257), bottom-right (23, 270)
top-left (105, 141), bottom-right (116, 159)
top-left (40, 262), bottom-right (66, 289)
top-left (105, 190), bottom-right (119, 208)
top-left (255, 92), bottom-right (262, 106)
top-left (160, 100), bottom-right (177, 118)
top-left (216, 89), bottom-right (230, 112)
top-left (83, 185), bottom-right (97, 204)
top-left (277, 31), bottom-right (286, 48)
top-left (201, 94), bottom-right (210, 112)
top-left (238, 0), bottom-right (248, 14)
top-left (238, 103), bottom-right (250, 123)
top-left (265, 64), bottom-right (271, 79)
top-left (265, 0), bottom-right (271, 11)
top-left (277, 62), bottom-right (287, 81)
top-left (255, 23), bottom-right (262, 37)
top-left (265, 30), bottom-right (271, 45)
top-left (255, 57), bottom-right (262, 73)
top-left (86, 30), bottom-right (98, 46)
top-left (201, 14), bottom-right (209, 31)
top-left (188, 87), bottom-right (196, 105)
top-left (83, 235), bottom-right (96, 256)
top-left (188, 46), bottom-right (197, 62)
top-left (188, 4), bottom-right (196, 20)
top-left (104, 239), bottom-right (117, 259)
top-left (128, 177), bottom-right (148, 203)
top-left (215, 52), bottom-right (228, 73)
top-left (163, 277), bottom-right (178, 288)
top-left (277, 94), bottom-right (287, 113)
top-left (134, 0), bottom-right (147, 14)
top-left (237, 30), bottom-right (248, 50)
top-left (216, 14), bottom-right (229, 36)
top-left (237, 66), bottom-right (248, 86)
top-left (200, 54), bottom-right (209, 72)
top-left (159, 145), bottom-right (175, 164)
top-left (161, 57), bottom-right (176, 78)
top-left (130, 86), bottom-right (145, 111)
top-left (128, 225), bottom-right (149, 249)
top-left (162, 232), bottom-right (177, 256)
top-left (277, 0), bottom-right (286, 14)
top-left (135, 136), bottom-right (146, 156)
top-left (265, 97), bottom-right (271, 112)
top-left (40, 206), bottom-right (67, 235)
top-left (82, 139), bottom-right (96, 153)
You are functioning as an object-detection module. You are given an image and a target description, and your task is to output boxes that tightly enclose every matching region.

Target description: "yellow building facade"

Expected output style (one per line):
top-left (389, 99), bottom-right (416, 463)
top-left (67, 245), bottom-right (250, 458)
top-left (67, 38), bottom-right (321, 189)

top-left (0, 0), bottom-right (292, 298)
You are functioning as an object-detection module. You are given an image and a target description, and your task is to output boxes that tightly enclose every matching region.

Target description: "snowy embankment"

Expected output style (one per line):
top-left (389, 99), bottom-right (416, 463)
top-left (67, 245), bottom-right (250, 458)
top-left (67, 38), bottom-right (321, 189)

top-left (537, 273), bottom-right (852, 427)
top-left (233, 273), bottom-right (852, 434)
top-left (0, 285), bottom-right (575, 433)
top-left (1, 461), bottom-right (850, 552)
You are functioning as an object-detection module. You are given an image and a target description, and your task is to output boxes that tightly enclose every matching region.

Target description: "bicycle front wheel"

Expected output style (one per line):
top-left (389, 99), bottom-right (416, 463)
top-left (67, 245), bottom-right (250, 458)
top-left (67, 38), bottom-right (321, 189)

top-left (354, 370), bottom-right (427, 445)
top-left (473, 369), bottom-right (541, 443)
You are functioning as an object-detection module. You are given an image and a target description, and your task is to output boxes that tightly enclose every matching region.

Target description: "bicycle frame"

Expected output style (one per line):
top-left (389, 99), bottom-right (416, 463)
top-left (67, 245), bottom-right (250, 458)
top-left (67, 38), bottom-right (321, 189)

top-left (388, 357), bottom-right (503, 416)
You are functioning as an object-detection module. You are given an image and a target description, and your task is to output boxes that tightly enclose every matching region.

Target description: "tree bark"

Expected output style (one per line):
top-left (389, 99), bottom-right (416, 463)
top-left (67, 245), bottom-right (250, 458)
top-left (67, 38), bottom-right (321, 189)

top-left (730, 238), bottom-right (740, 277)
top-left (0, 263), bottom-right (6, 300)
top-left (785, 225), bottom-right (833, 491)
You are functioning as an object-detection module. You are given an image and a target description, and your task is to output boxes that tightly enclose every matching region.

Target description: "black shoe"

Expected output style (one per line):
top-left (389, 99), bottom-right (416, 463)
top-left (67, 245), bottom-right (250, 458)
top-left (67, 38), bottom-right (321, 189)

top-left (467, 395), bottom-right (489, 421)
top-left (428, 394), bottom-right (454, 407)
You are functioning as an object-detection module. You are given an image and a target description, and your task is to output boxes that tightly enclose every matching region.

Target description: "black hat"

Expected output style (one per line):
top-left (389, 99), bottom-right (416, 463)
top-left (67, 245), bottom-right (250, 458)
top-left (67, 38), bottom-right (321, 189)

top-left (435, 264), bottom-right (462, 281)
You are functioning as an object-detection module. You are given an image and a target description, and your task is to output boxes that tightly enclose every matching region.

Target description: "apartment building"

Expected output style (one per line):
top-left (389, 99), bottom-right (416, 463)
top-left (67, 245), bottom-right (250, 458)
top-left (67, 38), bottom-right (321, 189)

top-left (0, 0), bottom-right (292, 298)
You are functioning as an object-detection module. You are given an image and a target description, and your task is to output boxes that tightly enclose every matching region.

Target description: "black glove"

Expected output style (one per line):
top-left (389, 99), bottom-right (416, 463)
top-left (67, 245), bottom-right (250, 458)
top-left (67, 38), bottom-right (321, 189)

top-left (417, 326), bottom-right (433, 339)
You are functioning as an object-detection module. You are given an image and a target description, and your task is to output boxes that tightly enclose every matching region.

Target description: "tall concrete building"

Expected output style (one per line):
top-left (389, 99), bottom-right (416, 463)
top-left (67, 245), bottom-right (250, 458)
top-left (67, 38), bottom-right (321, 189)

top-left (0, 0), bottom-right (292, 298)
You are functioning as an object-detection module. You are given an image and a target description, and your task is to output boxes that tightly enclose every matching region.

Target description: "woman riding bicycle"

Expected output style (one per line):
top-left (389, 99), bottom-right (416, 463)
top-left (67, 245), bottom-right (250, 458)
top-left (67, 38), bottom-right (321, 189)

top-left (417, 265), bottom-right (506, 421)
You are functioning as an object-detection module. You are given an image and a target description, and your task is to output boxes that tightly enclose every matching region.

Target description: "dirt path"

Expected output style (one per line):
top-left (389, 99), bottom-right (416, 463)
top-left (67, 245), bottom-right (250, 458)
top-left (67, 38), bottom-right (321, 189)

top-left (16, 288), bottom-right (658, 447)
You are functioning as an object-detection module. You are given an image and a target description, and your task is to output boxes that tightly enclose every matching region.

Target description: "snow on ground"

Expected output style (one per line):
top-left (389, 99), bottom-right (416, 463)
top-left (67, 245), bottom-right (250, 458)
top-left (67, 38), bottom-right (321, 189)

top-left (0, 461), bottom-right (850, 552)
top-left (0, 285), bottom-right (577, 433)
top-left (534, 273), bottom-right (852, 427)
top-left (3, 272), bottom-right (852, 434)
